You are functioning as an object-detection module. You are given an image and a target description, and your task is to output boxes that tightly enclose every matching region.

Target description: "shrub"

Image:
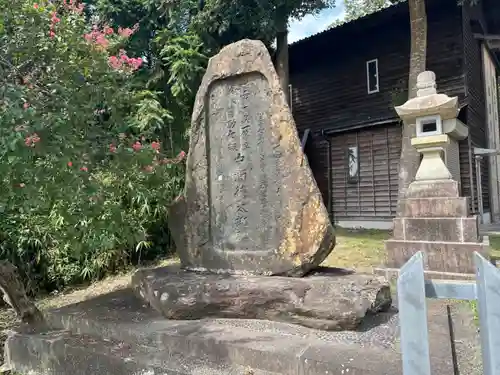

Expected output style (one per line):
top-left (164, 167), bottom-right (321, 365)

top-left (0, 0), bottom-right (184, 293)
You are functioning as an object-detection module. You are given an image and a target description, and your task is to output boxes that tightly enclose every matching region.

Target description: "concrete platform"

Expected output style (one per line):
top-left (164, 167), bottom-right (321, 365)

top-left (3, 288), bottom-right (482, 375)
top-left (480, 222), bottom-right (500, 236)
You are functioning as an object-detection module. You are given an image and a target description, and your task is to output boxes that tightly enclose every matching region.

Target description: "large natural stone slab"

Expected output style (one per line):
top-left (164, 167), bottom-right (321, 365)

top-left (131, 265), bottom-right (391, 331)
top-left (169, 39), bottom-right (335, 276)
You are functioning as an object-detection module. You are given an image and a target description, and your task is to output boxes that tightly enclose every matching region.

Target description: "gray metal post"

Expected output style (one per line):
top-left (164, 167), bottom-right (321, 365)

top-left (476, 155), bottom-right (484, 224)
top-left (398, 252), bottom-right (431, 375)
top-left (475, 252), bottom-right (500, 375)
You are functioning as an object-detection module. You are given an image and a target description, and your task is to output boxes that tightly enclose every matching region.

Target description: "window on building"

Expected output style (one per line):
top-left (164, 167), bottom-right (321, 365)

top-left (347, 146), bottom-right (359, 183)
top-left (366, 59), bottom-right (379, 94)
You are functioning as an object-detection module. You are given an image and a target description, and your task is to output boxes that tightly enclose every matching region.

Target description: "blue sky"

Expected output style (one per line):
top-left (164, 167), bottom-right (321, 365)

top-left (288, 4), bottom-right (346, 43)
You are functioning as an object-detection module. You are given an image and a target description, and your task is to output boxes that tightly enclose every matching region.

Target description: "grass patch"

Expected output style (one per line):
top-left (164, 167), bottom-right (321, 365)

top-left (322, 227), bottom-right (391, 271)
top-left (489, 235), bottom-right (500, 259)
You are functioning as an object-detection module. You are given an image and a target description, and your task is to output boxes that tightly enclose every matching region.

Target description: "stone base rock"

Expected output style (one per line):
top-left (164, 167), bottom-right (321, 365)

top-left (131, 266), bottom-right (392, 331)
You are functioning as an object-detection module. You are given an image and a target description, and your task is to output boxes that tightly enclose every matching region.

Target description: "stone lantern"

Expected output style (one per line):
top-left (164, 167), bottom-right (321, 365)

top-left (395, 71), bottom-right (469, 192)
top-left (380, 71), bottom-right (489, 280)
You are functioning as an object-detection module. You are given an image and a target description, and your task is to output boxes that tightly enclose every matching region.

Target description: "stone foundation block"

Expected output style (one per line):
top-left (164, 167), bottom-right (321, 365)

top-left (398, 197), bottom-right (469, 217)
top-left (131, 265), bottom-right (391, 331)
top-left (405, 180), bottom-right (460, 198)
top-left (392, 217), bottom-right (479, 243)
top-left (385, 239), bottom-right (488, 274)
top-left (373, 267), bottom-right (477, 281)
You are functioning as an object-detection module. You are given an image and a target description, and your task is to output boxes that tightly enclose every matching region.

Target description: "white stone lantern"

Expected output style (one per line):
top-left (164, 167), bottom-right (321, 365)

top-left (395, 71), bottom-right (469, 184)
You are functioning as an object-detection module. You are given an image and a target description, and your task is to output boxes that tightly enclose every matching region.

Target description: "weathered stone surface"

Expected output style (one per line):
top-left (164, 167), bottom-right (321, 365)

top-left (3, 288), bottom-right (482, 375)
top-left (4, 329), bottom-right (278, 375)
top-left (392, 217), bottom-right (480, 242)
top-left (404, 179), bottom-right (460, 199)
top-left (399, 197), bottom-right (469, 217)
top-left (385, 239), bottom-right (488, 274)
top-left (169, 39), bottom-right (335, 276)
top-left (131, 265), bottom-right (391, 331)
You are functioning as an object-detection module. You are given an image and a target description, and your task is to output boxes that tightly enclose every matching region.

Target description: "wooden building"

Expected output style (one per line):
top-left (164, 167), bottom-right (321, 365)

top-left (289, 0), bottom-right (500, 229)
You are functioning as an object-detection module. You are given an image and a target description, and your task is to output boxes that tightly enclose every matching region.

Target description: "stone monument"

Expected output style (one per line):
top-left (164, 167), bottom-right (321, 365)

top-left (380, 71), bottom-right (489, 280)
top-left (168, 39), bottom-right (335, 276)
top-left (132, 39), bottom-right (391, 330)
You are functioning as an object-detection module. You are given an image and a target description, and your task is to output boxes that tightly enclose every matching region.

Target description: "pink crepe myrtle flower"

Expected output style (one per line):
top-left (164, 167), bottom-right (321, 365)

top-left (63, 0), bottom-right (85, 13)
top-left (118, 24), bottom-right (139, 38)
top-left (25, 133), bottom-right (40, 147)
top-left (132, 141), bottom-right (142, 152)
top-left (177, 150), bottom-right (186, 161)
top-left (108, 51), bottom-right (143, 71)
top-left (151, 141), bottom-right (160, 151)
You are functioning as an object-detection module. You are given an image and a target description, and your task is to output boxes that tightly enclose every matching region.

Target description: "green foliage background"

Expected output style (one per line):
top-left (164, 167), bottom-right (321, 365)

top-left (0, 0), bottom-right (188, 293)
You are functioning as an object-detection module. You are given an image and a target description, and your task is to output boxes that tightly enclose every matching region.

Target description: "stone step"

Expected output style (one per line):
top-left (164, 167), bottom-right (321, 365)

top-left (4, 329), bottom-right (275, 375)
top-left (3, 287), bottom-right (481, 375)
top-left (4, 288), bottom-right (403, 375)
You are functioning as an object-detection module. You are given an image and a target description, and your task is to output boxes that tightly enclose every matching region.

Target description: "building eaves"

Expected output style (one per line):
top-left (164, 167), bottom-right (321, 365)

top-left (289, 1), bottom-right (407, 48)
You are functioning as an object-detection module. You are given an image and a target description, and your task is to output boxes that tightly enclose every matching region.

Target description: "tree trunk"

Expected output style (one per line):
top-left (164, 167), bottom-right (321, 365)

top-left (396, 0), bottom-right (427, 214)
top-left (0, 261), bottom-right (47, 328)
top-left (275, 17), bottom-right (290, 106)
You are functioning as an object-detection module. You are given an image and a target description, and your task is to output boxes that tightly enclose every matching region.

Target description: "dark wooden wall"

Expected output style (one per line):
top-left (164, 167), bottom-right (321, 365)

top-left (290, 0), bottom-right (465, 133)
top-left (462, 3), bottom-right (490, 213)
top-left (289, 0), bottom-right (484, 222)
top-left (328, 123), bottom-right (401, 220)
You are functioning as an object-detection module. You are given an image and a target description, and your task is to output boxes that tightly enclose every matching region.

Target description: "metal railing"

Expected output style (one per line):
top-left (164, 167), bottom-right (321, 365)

top-left (398, 251), bottom-right (500, 375)
top-left (473, 147), bottom-right (500, 223)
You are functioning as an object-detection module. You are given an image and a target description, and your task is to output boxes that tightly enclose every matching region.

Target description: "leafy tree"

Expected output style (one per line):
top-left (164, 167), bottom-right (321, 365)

top-left (86, 0), bottom-right (207, 155)
top-left (192, 0), bottom-right (338, 102)
top-left (89, 0), bottom-right (340, 137)
top-left (330, 0), bottom-right (398, 27)
top-left (0, 0), bottom-right (185, 292)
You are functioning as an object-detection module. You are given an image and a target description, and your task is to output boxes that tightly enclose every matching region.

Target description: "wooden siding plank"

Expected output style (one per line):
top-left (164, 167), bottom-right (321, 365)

top-left (328, 123), bottom-right (401, 221)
